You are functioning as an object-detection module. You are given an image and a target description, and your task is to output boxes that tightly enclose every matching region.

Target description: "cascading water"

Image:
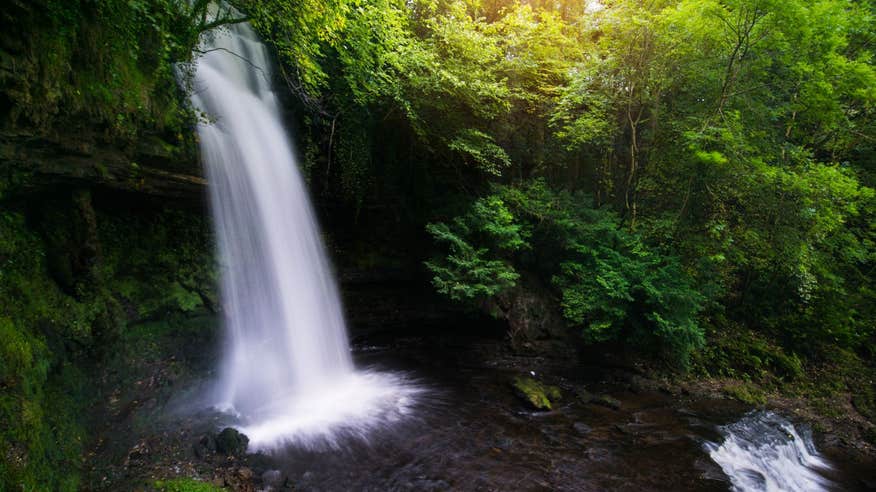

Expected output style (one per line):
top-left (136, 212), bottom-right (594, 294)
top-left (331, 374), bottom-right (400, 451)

top-left (186, 19), bottom-right (420, 451)
top-left (705, 411), bottom-right (834, 492)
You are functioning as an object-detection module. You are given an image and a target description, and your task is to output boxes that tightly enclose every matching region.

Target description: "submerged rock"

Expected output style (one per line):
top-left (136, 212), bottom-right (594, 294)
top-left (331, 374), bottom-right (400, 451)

top-left (575, 387), bottom-right (594, 403)
top-left (512, 376), bottom-right (562, 410)
top-left (573, 422), bottom-right (593, 435)
top-left (215, 427), bottom-right (249, 456)
top-left (262, 469), bottom-right (283, 488)
top-left (592, 394), bottom-right (621, 410)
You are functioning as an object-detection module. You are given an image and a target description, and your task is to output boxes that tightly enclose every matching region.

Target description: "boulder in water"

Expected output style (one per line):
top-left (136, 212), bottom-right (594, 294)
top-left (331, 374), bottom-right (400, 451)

top-left (215, 427), bottom-right (249, 456)
top-left (573, 422), bottom-right (593, 435)
top-left (592, 394), bottom-right (621, 410)
top-left (575, 387), bottom-right (594, 403)
top-left (512, 376), bottom-right (561, 410)
top-left (261, 469), bottom-right (283, 489)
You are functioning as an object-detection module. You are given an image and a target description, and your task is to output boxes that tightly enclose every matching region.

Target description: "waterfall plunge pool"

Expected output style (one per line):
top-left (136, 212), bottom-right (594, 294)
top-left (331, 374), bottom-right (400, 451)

top-left (83, 317), bottom-right (876, 491)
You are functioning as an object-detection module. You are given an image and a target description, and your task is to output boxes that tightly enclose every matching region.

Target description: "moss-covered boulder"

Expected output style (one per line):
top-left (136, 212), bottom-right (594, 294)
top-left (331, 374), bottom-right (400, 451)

top-left (512, 376), bottom-right (562, 410)
top-left (215, 428), bottom-right (249, 456)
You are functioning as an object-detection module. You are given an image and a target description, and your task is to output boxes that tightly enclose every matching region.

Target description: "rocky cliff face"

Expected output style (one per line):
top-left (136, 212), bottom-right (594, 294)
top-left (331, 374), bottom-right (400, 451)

top-left (0, 131), bottom-right (204, 202)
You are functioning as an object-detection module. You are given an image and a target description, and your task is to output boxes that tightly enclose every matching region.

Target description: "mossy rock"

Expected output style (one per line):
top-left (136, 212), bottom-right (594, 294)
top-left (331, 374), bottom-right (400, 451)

top-left (154, 478), bottom-right (227, 491)
top-left (512, 376), bottom-right (562, 410)
top-left (592, 394), bottom-right (621, 410)
top-left (722, 382), bottom-right (767, 405)
top-left (215, 428), bottom-right (249, 456)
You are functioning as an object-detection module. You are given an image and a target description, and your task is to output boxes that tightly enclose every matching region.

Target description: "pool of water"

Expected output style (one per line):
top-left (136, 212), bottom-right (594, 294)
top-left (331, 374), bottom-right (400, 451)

top-left (85, 321), bottom-right (876, 492)
top-left (240, 334), bottom-right (874, 491)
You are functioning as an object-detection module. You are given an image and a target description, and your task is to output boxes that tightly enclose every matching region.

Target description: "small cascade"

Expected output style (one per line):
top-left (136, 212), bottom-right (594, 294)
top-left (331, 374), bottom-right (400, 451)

top-left (706, 411), bottom-right (834, 492)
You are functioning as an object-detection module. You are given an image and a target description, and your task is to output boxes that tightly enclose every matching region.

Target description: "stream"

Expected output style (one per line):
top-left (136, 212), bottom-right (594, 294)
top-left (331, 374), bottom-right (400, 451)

top-left (86, 319), bottom-right (876, 491)
top-left (241, 333), bottom-right (874, 492)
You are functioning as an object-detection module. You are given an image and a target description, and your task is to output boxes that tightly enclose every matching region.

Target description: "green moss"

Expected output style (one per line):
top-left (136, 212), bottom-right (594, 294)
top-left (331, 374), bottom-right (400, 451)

top-left (154, 478), bottom-right (227, 492)
top-left (785, 346), bottom-right (876, 422)
top-left (694, 326), bottom-right (803, 382)
top-left (0, 0), bottom-right (204, 142)
top-left (723, 382), bottom-right (767, 406)
top-left (512, 376), bottom-right (561, 410)
top-left (0, 204), bottom-right (215, 491)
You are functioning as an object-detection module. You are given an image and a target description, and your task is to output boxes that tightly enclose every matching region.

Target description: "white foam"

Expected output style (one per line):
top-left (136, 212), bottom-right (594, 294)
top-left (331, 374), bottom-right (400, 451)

top-left (706, 411), bottom-right (834, 492)
top-left (236, 370), bottom-right (425, 451)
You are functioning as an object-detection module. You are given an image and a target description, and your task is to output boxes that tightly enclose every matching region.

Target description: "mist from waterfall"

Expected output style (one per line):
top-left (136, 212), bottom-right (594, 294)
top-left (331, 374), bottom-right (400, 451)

top-left (186, 19), bottom-right (420, 452)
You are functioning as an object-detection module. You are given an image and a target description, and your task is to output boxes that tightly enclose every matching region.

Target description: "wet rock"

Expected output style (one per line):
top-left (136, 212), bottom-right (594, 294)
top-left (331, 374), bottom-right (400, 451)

top-left (659, 385), bottom-right (680, 396)
top-left (499, 279), bottom-right (569, 353)
top-left (0, 133), bottom-right (204, 202)
top-left (695, 457), bottom-right (729, 483)
top-left (614, 424), bottom-right (633, 435)
top-left (585, 447), bottom-right (611, 462)
top-left (512, 376), bottom-right (562, 410)
top-left (193, 442), bottom-right (207, 460)
top-left (540, 427), bottom-right (566, 446)
top-left (573, 422), bottom-right (593, 435)
top-left (404, 476), bottom-right (451, 491)
top-left (262, 469), bottom-right (282, 488)
top-left (676, 407), bottom-right (698, 417)
top-left (628, 375), bottom-right (651, 393)
top-left (494, 436), bottom-right (514, 450)
top-left (575, 387), bottom-right (594, 403)
top-left (123, 441), bottom-right (150, 468)
top-left (215, 427), bottom-right (249, 456)
top-left (193, 432), bottom-right (217, 459)
top-left (592, 394), bottom-right (621, 410)
top-left (220, 466), bottom-right (257, 492)
top-left (859, 477), bottom-right (876, 490)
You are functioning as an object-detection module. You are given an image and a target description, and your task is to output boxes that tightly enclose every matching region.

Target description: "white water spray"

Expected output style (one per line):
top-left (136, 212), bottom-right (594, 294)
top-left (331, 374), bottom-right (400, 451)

top-left (706, 411), bottom-right (834, 492)
top-left (187, 20), bottom-right (420, 451)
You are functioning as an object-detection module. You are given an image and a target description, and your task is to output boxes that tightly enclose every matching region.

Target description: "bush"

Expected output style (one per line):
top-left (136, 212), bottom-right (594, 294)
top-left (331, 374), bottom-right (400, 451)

top-left (426, 180), bottom-right (704, 366)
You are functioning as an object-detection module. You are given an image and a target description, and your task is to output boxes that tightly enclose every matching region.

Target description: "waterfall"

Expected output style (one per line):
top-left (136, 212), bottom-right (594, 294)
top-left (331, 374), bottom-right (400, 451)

top-left (705, 411), bottom-right (834, 492)
top-left (187, 20), bottom-right (419, 451)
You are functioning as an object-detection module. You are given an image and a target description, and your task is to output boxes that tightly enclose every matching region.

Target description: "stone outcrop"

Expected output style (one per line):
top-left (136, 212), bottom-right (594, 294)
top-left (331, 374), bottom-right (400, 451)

top-left (0, 131), bottom-right (205, 202)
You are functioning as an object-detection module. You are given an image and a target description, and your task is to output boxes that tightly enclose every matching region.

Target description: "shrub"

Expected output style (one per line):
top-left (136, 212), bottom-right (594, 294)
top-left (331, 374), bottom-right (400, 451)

top-left (426, 180), bottom-right (704, 366)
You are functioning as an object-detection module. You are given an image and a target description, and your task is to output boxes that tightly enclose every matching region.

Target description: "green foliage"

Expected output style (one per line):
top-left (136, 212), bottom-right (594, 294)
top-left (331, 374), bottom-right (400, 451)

top-left (545, 0), bottom-right (876, 370)
top-left (99, 209), bottom-right (216, 319)
top-left (424, 196), bottom-right (522, 301)
top-left (0, 204), bottom-right (214, 491)
top-left (427, 181), bottom-right (704, 364)
top-left (0, 0), bottom-right (243, 139)
top-left (694, 326), bottom-right (804, 382)
top-left (243, 0), bottom-right (583, 204)
top-left (154, 478), bottom-right (227, 492)
top-left (0, 213), bottom-right (90, 491)
top-left (1, 0), bottom-right (875, 472)
top-left (723, 381), bottom-right (768, 406)
top-left (448, 129), bottom-right (511, 176)
top-left (789, 345), bottom-right (876, 421)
